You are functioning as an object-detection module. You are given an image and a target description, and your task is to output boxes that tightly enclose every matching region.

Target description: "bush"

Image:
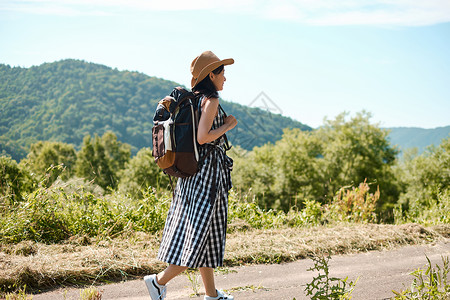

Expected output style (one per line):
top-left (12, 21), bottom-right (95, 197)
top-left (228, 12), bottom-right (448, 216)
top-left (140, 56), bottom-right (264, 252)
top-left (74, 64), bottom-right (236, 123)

top-left (0, 180), bottom-right (170, 244)
top-left (227, 183), bottom-right (382, 232)
top-left (324, 180), bottom-right (379, 223)
top-left (287, 198), bottom-right (323, 227)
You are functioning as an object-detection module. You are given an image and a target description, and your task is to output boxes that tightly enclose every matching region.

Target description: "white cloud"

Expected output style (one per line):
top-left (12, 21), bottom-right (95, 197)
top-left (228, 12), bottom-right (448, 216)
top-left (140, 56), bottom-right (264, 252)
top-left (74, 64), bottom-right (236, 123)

top-left (259, 0), bottom-right (450, 26)
top-left (0, 0), bottom-right (252, 15)
top-left (2, 0), bottom-right (450, 26)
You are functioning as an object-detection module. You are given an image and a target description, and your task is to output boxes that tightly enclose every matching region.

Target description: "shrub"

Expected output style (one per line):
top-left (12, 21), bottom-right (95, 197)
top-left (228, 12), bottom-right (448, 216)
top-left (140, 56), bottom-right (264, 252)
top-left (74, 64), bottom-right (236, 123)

top-left (285, 199), bottom-right (323, 227)
top-left (324, 180), bottom-right (379, 223)
top-left (395, 188), bottom-right (449, 225)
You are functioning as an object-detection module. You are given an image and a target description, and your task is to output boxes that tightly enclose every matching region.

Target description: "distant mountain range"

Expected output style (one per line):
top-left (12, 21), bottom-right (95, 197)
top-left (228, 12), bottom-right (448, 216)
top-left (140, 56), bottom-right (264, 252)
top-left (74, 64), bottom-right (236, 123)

top-left (386, 126), bottom-right (450, 154)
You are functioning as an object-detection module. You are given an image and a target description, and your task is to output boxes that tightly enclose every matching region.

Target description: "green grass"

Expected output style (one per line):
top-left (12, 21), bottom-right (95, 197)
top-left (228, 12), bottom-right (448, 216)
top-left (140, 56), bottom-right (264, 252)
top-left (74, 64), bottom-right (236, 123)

top-left (0, 182), bottom-right (170, 244)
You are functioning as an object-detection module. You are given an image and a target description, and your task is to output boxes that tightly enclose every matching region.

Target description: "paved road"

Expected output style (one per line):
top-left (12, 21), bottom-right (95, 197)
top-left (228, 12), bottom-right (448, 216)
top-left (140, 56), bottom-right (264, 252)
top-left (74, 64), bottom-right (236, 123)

top-left (34, 239), bottom-right (449, 300)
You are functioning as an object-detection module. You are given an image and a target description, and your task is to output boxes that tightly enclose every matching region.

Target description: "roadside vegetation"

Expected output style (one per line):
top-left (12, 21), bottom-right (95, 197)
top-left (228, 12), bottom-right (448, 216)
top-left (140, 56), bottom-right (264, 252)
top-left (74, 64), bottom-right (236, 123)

top-left (1, 112), bottom-right (448, 297)
top-left (393, 255), bottom-right (449, 299)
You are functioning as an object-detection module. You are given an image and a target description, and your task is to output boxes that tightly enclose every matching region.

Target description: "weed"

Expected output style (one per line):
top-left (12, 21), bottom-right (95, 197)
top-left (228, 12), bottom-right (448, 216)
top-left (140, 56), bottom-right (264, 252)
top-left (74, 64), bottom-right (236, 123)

top-left (184, 269), bottom-right (201, 297)
top-left (392, 255), bottom-right (449, 299)
top-left (4, 285), bottom-right (32, 300)
top-left (79, 287), bottom-right (102, 300)
top-left (325, 180), bottom-right (379, 223)
top-left (228, 284), bottom-right (267, 292)
top-left (304, 254), bottom-right (358, 300)
top-left (215, 267), bottom-right (237, 275)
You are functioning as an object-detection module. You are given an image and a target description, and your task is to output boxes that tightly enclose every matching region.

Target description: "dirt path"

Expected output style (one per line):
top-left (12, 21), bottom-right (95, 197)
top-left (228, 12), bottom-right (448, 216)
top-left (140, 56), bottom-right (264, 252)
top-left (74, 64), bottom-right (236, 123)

top-left (33, 239), bottom-right (449, 300)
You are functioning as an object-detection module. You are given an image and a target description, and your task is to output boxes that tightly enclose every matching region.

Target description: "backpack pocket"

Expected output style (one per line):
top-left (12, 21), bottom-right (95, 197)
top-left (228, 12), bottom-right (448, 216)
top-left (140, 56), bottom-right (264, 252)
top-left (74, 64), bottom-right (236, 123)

top-left (152, 120), bottom-right (174, 158)
top-left (152, 123), bottom-right (164, 158)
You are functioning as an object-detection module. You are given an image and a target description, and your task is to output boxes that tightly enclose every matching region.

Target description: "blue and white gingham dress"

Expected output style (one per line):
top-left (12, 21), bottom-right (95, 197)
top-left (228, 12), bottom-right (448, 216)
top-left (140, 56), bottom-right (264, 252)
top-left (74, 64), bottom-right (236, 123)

top-left (157, 103), bottom-right (233, 268)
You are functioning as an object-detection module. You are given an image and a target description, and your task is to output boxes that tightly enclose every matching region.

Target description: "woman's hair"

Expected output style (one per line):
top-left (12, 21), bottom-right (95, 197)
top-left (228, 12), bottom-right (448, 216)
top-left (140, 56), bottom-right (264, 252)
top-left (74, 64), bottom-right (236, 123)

top-left (192, 64), bottom-right (224, 98)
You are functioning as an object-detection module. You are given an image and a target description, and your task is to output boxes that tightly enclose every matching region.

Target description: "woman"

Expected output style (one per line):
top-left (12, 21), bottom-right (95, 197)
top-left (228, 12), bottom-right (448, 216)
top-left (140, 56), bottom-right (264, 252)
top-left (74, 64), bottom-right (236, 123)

top-left (144, 51), bottom-right (238, 300)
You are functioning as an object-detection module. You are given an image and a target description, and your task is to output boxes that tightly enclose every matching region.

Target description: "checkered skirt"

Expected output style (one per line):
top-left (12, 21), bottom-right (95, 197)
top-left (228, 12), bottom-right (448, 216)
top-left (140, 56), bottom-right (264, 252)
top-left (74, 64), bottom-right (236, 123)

top-left (157, 108), bottom-right (233, 268)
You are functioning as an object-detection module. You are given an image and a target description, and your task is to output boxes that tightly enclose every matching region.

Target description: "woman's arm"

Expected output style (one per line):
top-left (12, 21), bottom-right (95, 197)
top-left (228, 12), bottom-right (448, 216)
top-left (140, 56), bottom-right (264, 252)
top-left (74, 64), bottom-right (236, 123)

top-left (197, 97), bottom-right (237, 145)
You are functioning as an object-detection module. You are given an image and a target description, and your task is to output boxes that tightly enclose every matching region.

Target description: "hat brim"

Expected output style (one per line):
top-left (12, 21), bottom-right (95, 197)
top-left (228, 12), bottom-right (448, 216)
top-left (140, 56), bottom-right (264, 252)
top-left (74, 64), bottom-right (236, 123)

top-left (191, 58), bottom-right (234, 88)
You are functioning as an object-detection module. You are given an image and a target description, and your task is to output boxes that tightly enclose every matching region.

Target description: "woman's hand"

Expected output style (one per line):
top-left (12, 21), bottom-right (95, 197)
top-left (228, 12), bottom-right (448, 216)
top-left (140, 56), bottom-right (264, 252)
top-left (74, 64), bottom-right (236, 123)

top-left (224, 115), bottom-right (238, 131)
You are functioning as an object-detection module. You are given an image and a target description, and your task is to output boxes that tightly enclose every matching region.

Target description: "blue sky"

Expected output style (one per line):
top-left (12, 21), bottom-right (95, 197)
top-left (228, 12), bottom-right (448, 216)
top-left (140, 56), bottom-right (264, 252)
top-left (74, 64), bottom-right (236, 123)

top-left (1, 1), bottom-right (449, 129)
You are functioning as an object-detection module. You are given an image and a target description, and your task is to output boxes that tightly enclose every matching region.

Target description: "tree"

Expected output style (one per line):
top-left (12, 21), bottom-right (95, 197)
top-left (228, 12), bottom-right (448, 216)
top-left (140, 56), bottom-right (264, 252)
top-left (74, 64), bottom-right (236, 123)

top-left (101, 131), bottom-right (131, 176)
top-left (75, 132), bottom-right (131, 190)
top-left (232, 111), bottom-right (400, 217)
top-left (231, 144), bottom-right (278, 209)
top-left (118, 147), bottom-right (168, 198)
top-left (316, 111), bottom-right (399, 215)
top-left (0, 156), bottom-right (34, 204)
top-left (20, 141), bottom-right (76, 186)
top-left (75, 135), bottom-right (96, 184)
top-left (0, 137), bottom-right (27, 162)
top-left (398, 136), bottom-right (450, 221)
top-left (272, 129), bottom-right (322, 210)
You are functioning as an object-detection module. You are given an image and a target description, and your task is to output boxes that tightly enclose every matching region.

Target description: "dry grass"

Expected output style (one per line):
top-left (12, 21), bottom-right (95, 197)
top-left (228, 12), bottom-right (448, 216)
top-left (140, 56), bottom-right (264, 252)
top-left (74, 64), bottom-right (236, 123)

top-left (0, 223), bottom-right (447, 296)
top-left (225, 223), bottom-right (445, 265)
top-left (0, 232), bottom-right (165, 295)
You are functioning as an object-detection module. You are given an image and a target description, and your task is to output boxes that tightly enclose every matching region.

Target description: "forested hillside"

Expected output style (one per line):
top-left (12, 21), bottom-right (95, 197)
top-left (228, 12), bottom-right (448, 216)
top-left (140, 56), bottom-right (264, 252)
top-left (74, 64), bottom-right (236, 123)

top-left (0, 60), bottom-right (310, 161)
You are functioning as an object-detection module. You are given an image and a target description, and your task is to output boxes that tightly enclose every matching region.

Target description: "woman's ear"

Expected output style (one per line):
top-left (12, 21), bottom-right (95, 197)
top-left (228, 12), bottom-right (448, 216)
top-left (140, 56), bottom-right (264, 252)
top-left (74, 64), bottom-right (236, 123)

top-left (209, 72), bottom-right (215, 80)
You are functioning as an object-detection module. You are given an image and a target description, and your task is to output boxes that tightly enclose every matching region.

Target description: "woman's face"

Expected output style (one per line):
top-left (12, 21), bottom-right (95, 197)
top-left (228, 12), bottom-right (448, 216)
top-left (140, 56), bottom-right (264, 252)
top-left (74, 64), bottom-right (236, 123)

top-left (210, 69), bottom-right (226, 91)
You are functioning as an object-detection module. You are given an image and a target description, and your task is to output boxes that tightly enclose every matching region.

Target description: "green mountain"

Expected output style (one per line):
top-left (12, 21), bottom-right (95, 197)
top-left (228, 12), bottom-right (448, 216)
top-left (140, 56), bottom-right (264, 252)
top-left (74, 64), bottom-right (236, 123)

top-left (386, 126), bottom-right (450, 154)
top-left (0, 59), bottom-right (310, 161)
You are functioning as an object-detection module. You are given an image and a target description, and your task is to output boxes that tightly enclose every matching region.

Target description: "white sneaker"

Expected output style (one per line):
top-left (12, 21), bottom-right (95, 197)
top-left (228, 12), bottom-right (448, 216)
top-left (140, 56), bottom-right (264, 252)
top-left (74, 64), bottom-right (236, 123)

top-left (144, 274), bottom-right (166, 300)
top-left (204, 289), bottom-right (234, 300)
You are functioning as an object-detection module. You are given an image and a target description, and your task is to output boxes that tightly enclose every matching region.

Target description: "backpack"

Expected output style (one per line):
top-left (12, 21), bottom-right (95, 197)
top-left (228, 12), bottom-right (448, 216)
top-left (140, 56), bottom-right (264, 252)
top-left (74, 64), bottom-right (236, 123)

top-left (152, 87), bottom-right (201, 178)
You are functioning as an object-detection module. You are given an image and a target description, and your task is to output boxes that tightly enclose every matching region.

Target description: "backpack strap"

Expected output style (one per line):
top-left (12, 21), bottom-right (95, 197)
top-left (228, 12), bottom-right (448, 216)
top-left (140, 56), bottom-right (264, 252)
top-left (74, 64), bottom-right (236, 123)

top-left (218, 104), bottom-right (232, 151)
top-left (167, 174), bottom-right (175, 199)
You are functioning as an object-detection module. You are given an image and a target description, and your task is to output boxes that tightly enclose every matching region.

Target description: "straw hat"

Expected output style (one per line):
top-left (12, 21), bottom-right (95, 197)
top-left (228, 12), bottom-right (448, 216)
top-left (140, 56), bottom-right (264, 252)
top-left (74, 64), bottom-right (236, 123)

top-left (190, 51), bottom-right (234, 88)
